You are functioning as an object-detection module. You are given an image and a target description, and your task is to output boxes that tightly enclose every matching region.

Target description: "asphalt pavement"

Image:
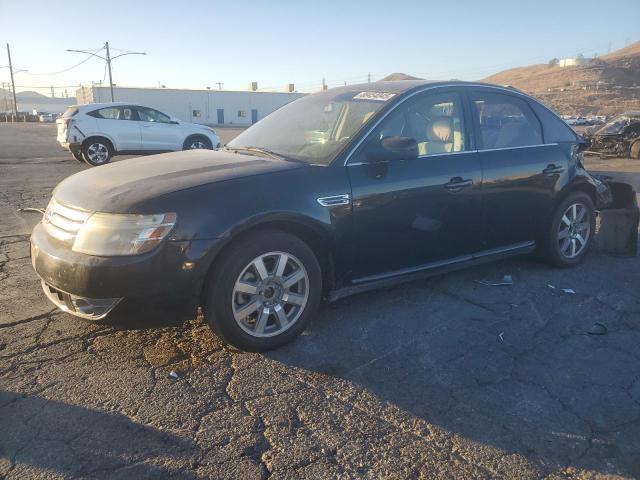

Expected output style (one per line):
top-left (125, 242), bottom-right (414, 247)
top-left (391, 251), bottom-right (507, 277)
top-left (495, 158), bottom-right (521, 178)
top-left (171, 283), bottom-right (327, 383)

top-left (1, 123), bottom-right (639, 479)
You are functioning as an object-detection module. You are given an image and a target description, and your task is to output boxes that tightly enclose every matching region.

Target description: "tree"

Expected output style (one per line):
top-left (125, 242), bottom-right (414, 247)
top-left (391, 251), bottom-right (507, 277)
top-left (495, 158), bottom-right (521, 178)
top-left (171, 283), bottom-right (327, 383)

top-left (548, 58), bottom-right (559, 67)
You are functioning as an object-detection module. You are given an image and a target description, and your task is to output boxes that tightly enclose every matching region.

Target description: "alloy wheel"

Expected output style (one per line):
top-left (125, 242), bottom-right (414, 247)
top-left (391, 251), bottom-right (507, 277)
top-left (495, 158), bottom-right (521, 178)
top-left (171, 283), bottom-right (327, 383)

top-left (557, 202), bottom-right (591, 259)
top-left (232, 251), bottom-right (309, 338)
top-left (189, 140), bottom-right (207, 149)
top-left (87, 142), bottom-right (109, 164)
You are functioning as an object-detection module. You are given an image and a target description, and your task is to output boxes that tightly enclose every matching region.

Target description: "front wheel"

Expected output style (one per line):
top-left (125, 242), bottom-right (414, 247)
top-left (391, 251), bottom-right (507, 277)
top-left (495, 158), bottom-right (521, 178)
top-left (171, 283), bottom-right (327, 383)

top-left (184, 135), bottom-right (212, 150)
top-left (203, 230), bottom-right (322, 351)
top-left (542, 192), bottom-right (595, 267)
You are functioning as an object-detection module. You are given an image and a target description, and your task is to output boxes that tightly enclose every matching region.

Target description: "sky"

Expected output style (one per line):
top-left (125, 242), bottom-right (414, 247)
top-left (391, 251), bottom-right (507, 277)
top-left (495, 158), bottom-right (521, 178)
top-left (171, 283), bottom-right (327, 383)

top-left (0, 0), bottom-right (638, 96)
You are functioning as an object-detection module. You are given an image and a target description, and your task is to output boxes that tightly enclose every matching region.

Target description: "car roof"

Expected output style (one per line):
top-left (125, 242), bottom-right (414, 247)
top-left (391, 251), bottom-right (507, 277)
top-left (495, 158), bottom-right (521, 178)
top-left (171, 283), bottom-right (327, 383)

top-left (325, 80), bottom-right (521, 96)
top-left (76, 102), bottom-right (151, 110)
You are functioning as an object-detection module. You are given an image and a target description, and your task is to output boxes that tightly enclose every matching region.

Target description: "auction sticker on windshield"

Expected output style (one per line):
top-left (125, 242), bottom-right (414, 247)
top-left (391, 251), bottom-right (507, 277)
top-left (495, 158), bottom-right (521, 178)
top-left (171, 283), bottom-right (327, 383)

top-left (353, 92), bottom-right (396, 102)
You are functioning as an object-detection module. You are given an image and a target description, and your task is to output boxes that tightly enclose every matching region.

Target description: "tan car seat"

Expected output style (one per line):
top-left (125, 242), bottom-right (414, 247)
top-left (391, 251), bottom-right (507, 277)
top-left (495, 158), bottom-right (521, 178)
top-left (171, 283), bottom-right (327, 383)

top-left (418, 116), bottom-right (454, 155)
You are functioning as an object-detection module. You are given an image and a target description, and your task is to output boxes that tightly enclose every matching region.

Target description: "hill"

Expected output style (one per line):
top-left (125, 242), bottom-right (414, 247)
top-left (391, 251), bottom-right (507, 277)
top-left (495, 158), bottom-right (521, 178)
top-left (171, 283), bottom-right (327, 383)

top-left (483, 41), bottom-right (640, 115)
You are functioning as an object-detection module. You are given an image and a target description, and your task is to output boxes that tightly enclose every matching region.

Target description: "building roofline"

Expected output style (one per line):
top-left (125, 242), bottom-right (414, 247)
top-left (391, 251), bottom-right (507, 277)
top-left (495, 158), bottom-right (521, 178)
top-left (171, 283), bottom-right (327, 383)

top-left (83, 85), bottom-right (304, 95)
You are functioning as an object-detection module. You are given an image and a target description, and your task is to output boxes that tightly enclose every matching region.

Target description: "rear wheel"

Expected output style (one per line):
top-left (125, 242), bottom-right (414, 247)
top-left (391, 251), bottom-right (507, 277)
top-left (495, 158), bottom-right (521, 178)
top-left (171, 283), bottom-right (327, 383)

top-left (203, 230), bottom-right (322, 351)
top-left (542, 192), bottom-right (595, 267)
top-left (184, 135), bottom-right (212, 150)
top-left (82, 138), bottom-right (113, 166)
top-left (71, 150), bottom-right (84, 163)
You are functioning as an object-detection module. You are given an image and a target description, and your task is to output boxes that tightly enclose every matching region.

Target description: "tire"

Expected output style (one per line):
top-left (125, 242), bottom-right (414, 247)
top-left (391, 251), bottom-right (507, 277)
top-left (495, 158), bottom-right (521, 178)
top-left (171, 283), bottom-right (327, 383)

top-left (82, 138), bottom-right (113, 166)
top-left (203, 230), bottom-right (322, 351)
top-left (183, 135), bottom-right (212, 150)
top-left (71, 150), bottom-right (84, 163)
top-left (630, 140), bottom-right (640, 160)
top-left (541, 192), bottom-right (596, 267)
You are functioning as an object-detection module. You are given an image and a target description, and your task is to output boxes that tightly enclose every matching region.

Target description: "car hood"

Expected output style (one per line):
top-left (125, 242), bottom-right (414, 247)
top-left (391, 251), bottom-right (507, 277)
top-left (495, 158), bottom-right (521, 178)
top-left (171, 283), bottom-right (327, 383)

top-left (182, 121), bottom-right (214, 131)
top-left (53, 149), bottom-right (305, 213)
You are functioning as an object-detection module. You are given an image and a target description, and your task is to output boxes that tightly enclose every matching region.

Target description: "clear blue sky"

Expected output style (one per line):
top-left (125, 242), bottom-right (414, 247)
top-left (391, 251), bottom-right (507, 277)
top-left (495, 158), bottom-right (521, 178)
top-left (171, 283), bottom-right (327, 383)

top-left (1, 0), bottom-right (638, 95)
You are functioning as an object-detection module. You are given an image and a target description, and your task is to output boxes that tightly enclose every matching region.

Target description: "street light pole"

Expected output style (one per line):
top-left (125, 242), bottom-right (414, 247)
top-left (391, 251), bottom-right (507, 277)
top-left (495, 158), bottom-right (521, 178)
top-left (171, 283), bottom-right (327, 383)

top-left (6, 43), bottom-right (18, 119)
top-left (67, 43), bottom-right (145, 103)
top-left (105, 42), bottom-right (114, 102)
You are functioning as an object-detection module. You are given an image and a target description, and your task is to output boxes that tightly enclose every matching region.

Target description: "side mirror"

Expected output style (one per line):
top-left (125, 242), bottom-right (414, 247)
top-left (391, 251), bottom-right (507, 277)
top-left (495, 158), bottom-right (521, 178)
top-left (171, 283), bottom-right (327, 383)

top-left (577, 136), bottom-right (591, 153)
top-left (366, 136), bottom-right (419, 162)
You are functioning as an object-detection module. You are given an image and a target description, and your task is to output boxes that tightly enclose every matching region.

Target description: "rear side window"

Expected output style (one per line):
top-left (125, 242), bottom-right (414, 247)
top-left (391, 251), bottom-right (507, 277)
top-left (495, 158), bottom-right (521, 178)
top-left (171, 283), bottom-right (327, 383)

top-left (529, 101), bottom-right (579, 143)
top-left (470, 92), bottom-right (542, 149)
top-left (61, 107), bottom-right (78, 118)
top-left (88, 107), bottom-right (122, 120)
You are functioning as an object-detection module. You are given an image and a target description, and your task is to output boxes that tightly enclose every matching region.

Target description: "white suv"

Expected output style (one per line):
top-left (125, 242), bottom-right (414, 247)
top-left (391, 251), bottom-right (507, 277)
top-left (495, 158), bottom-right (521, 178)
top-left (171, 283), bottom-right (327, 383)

top-left (56, 103), bottom-right (221, 166)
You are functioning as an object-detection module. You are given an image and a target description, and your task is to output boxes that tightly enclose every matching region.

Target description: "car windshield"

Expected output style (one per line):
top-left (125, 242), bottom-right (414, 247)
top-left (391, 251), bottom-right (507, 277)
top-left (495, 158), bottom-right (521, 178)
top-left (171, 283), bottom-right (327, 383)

top-left (227, 90), bottom-right (395, 165)
top-left (595, 115), bottom-right (631, 135)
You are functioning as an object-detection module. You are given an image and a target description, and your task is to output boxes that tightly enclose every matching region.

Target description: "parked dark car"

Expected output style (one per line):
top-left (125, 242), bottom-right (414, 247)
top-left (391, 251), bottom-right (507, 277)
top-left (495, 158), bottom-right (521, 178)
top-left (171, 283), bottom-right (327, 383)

top-left (583, 111), bottom-right (640, 158)
top-left (31, 81), bottom-right (611, 351)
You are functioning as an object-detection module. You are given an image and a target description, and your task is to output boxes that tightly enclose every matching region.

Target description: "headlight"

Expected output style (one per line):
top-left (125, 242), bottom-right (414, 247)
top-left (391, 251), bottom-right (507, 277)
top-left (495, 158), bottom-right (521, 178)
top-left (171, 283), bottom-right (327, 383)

top-left (72, 212), bottom-right (177, 256)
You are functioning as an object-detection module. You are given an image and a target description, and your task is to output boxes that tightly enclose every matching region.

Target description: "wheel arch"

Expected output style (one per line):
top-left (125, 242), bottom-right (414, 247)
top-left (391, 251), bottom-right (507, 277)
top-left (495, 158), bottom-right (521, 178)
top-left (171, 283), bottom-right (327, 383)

top-left (198, 216), bottom-right (336, 306)
top-left (558, 179), bottom-right (597, 207)
top-left (81, 134), bottom-right (116, 153)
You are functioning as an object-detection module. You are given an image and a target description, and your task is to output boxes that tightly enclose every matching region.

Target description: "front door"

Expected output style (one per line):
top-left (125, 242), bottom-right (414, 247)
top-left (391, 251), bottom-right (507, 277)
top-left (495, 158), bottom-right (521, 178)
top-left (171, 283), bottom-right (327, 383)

top-left (347, 89), bottom-right (484, 279)
top-left (135, 106), bottom-right (182, 151)
top-left (217, 109), bottom-right (225, 124)
top-left (468, 89), bottom-right (566, 248)
top-left (251, 109), bottom-right (258, 124)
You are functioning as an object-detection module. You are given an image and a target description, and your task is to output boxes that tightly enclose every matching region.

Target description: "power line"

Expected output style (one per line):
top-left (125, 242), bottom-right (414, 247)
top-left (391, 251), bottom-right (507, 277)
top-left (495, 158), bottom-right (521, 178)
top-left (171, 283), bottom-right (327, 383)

top-left (22, 48), bottom-right (104, 76)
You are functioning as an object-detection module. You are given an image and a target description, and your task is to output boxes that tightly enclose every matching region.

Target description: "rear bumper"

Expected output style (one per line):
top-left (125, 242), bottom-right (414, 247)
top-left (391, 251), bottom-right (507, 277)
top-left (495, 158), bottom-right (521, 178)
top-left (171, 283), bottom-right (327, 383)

top-left (30, 222), bottom-right (220, 315)
top-left (58, 141), bottom-right (80, 152)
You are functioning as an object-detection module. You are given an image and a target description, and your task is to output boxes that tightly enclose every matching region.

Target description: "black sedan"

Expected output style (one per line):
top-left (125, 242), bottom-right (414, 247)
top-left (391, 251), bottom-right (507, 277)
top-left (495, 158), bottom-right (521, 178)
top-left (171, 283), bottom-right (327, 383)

top-left (31, 80), bottom-right (611, 351)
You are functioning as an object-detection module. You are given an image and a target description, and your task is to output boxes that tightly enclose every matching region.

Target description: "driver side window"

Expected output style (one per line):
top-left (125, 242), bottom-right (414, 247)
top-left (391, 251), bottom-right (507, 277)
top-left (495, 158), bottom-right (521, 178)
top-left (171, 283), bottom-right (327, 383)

top-left (371, 91), bottom-right (467, 157)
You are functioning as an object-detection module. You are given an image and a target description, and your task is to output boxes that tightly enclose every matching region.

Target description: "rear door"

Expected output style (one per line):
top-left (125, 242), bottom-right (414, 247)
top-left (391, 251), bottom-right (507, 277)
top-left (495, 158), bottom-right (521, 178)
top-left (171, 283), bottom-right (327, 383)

top-left (136, 107), bottom-right (183, 151)
top-left (469, 89), bottom-right (568, 248)
top-left (348, 88), bottom-right (484, 279)
top-left (88, 106), bottom-right (142, 151)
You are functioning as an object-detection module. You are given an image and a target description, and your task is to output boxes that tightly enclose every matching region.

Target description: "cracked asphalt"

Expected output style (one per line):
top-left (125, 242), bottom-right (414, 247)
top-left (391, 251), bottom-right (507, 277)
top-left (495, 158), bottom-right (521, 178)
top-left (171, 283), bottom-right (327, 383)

top-left (1, 123), bottom-right (640, 479)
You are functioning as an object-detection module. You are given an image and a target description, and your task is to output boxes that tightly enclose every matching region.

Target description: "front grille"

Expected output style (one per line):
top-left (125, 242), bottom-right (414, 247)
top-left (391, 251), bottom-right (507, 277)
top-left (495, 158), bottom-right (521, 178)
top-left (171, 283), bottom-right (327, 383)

top-left (42, 198), bottom-right (92, 242)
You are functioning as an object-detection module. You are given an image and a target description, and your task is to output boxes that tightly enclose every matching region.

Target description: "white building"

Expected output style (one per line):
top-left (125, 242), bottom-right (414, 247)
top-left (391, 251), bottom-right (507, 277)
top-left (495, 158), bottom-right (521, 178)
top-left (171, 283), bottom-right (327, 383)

top-left (558, 57), bottom-right (593, 67)
top-left (75, 86), bottom-right (305, 126)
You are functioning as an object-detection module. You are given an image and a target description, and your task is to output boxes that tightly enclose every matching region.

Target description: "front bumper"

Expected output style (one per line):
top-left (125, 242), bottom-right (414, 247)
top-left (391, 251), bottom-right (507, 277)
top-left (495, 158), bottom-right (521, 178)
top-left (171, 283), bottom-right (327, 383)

top-left (41, 281), bottom-right (122, 320)
top-left (30, 222), bottom-right (219, 317)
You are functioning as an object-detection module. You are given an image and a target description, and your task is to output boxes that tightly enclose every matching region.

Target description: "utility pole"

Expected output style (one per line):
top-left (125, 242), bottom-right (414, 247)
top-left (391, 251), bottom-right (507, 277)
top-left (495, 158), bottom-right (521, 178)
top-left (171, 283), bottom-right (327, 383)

top-left (105, 42), bottom-right (114, 101)
top-left (50, 85), bottom-right (55, 98)
top-left (367, 72), bottom-right (371, 83)
top-left (215, 82), bottom-right (223, 90)
top-left (6, 44), bottom-right (18, 119)
top-left (67, 42), bottom-right (145, 103)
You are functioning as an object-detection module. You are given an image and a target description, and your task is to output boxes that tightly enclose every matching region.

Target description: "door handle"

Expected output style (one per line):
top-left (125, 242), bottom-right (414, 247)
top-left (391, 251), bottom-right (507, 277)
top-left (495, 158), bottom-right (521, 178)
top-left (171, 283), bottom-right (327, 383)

top-left (542, 164), bottom-right (564, 175)
top-left (444, 177), bottom-right (473, 191)
top-left (142, 125), bottom-right (151, 128)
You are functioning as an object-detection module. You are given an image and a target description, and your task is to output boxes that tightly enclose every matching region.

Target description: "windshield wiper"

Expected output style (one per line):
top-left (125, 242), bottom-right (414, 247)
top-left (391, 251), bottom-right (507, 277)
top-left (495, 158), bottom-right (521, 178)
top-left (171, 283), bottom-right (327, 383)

top-left (226, 146), bottom-right (283, 160)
